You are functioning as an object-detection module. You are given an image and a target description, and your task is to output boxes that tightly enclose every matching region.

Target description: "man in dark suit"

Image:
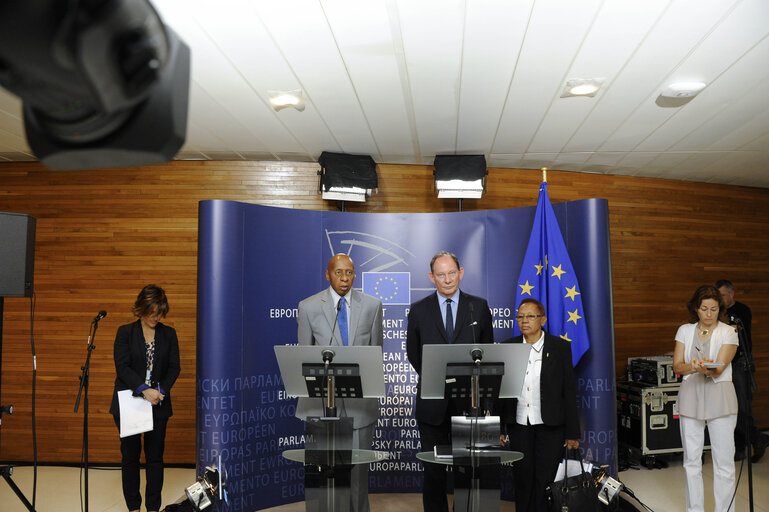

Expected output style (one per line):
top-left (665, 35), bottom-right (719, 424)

top-left (497, 298), bottom-right (579, 512)
top-left (295, 254), bottom-right (383, 512)
top-left (406, 250), bottom-right (493, 512)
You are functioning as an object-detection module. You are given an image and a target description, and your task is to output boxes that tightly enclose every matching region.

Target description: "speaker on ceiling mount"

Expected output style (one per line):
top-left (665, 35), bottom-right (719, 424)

top-left (0, 212), bottom-right (36, 297)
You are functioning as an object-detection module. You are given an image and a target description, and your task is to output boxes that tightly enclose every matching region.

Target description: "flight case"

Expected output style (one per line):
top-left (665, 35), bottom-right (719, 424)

top-left (617, 381), bottom-right (711, 456)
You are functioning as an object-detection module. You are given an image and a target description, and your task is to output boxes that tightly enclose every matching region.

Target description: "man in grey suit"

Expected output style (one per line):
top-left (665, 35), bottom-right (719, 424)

top-left (295, 253), bottom-right (384, 512)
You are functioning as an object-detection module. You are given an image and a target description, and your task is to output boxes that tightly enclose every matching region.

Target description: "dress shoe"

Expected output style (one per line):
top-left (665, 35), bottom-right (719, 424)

top-left (751, 434), bottom-right (769, 463)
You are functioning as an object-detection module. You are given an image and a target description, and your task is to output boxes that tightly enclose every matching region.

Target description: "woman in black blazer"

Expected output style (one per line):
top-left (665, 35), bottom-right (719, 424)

top-left (498, 298), bottom-right (580, 512)
top-left (110, 285), bottom-right (181, 512)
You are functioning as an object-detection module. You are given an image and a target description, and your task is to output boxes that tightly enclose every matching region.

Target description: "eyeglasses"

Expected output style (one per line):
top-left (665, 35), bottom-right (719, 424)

top-left (515, 314), bottom-right (543, 321)
top-left (434, 271), bottom-right (458, 280)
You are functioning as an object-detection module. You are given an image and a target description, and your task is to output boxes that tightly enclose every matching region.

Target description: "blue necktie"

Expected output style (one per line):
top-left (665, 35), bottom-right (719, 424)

top-left (339, 297), bottom-right (348, 346)
top-left (445, 298), bottom-right (454, 342)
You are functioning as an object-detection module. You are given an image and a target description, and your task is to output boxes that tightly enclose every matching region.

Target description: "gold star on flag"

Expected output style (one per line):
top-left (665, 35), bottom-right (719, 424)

top-left (519, 280), bottom-right (534, 296)
top-left (560, 332), bottom-right (572, 342)
top-left (564, 285), bottom-right (580, 301)
top-left (567, 309), bottom-right (582, 325)
top-left (535, 261), bottom-right (544, 275)
top-left (551, 264), bottom-right (566, 280)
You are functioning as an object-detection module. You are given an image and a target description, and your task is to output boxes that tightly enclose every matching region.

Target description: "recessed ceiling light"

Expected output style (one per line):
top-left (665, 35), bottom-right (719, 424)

top-left (268, 89), bottom-right (305, 111)
top-left (561, 78), bottom-right (605, 98)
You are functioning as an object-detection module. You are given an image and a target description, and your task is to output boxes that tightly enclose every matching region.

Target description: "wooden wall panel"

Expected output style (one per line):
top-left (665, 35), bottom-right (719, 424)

top-left (0, 160), bottom-right (767, 465)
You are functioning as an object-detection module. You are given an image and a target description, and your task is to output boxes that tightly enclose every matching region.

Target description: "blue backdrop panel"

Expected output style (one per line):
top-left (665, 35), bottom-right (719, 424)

top-left (197, 199), bottom-right (616, 511)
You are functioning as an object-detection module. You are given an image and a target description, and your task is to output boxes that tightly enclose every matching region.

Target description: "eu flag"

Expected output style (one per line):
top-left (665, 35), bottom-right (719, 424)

top-left (513, 182), bottom-right (590, 365)
top-left (362, 272), bottom-right (411, 305)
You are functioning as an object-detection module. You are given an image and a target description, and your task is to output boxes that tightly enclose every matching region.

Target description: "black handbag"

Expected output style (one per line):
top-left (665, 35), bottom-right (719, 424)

top-left (545, 448), bottom-right (600, 512)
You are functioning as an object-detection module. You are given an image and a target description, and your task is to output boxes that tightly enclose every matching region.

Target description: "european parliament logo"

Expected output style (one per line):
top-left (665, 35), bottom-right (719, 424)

top-left (362, 272), bottom-right (411, 305)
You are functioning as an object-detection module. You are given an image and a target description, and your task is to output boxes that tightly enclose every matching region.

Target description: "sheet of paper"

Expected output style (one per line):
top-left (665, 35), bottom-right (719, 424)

top-left (554, 458), bottom-right (593, 481)
top-left (118, 389), bottom-right (153, 438)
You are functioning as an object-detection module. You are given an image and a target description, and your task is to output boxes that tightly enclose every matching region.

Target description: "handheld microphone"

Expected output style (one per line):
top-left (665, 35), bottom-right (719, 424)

top-left (92, 310), bottom-right (107, 323)
top-left (468, 302), bottom-right (478, 344)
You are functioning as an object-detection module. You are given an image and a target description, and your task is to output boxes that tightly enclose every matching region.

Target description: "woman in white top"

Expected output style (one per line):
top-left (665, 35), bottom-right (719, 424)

top-left (673, 285), bottom-right (738, 512)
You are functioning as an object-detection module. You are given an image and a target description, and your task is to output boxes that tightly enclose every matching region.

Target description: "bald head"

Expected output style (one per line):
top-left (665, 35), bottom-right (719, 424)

top-left (325, 254), bottom-right (355, 296)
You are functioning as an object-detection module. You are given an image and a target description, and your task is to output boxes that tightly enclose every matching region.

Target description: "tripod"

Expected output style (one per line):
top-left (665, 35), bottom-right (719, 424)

top-left (0, 296), bottom-right (37, 511)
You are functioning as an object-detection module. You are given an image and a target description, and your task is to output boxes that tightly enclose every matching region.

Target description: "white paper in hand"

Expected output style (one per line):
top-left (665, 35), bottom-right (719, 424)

top-left (118, 389), bottom-right (153, 438)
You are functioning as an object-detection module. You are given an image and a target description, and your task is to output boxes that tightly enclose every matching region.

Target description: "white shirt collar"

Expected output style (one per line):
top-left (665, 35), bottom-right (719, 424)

top-left (328, 287), bottom-right (351, 307)
top-left (528, 331), bottom-right (545, 352)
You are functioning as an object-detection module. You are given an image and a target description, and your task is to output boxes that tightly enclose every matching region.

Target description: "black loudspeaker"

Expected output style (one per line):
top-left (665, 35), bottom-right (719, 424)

top-left (0, 212), bottom-right (36, 297)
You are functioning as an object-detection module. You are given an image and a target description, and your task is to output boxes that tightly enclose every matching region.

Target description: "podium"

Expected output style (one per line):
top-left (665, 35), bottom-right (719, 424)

top-left (419, 343), bottom-right (531, 512)
top-left (275, 345), bottom-right (387, 512)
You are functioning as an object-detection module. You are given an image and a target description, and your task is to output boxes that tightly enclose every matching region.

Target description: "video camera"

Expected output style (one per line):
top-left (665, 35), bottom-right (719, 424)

top-left (0, 0), bottom-right (190, 170)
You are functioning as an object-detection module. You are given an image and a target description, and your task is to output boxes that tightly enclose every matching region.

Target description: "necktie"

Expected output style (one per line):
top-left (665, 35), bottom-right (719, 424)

top-left (445, 298), bottom-right (454, 342)
top-left (339, 297), bottom-right (348, 346)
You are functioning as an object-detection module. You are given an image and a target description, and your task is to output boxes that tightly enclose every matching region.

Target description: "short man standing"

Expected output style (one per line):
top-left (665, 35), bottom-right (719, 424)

top-left (406, 251), bottom-right (494, 512)
top-left (716, 279), bottom-right (768, 462)
top-left (296, 254), bottom-right (384, 512)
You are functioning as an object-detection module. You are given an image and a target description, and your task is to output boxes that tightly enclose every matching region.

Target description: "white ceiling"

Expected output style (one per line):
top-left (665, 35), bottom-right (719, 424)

top-left (1, 0), bottom-right (769, 187)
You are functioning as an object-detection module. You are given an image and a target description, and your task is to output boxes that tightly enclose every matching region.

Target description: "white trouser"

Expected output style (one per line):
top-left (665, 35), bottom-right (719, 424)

top-left (680, 414), bottom-right (737, 512)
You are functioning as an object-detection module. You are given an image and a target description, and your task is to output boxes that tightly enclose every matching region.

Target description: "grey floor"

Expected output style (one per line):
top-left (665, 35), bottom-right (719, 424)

top-left (2, 452), bottom-right (769, 512)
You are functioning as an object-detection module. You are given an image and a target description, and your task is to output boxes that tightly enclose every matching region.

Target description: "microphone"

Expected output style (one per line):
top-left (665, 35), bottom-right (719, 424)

top-left (321, 349), bottom-right (336, 363)
top-left (468, 302), bottom-right (478, 344)
top-left (470, 347), bottom-right (484, 363)
top-left (92, 310), bottom-right (107, 323)
top-left (326, 298), bottom-right (343, 347)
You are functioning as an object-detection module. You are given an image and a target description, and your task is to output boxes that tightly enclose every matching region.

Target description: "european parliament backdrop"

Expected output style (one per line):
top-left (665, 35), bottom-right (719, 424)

top-left (196, 199), bottom-right (615, 512)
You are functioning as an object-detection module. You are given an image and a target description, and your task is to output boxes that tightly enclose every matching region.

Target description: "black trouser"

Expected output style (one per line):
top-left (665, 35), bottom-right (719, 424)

top-left (732, 355), bottom-right (760, 453)
top-left (418, 416), bottom-right (452, 512)
top-left (508, 421), bottom-right (565, 512)
top-left (114, 416), bottom-right (169, 511)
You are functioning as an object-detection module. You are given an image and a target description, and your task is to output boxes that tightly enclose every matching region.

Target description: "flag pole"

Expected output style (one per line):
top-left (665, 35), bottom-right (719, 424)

top-left (541, 167), bottom-right (548, 183)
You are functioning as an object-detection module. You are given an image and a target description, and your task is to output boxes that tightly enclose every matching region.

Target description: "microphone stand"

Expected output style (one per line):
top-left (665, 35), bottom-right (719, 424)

top-left (320, 299), bottom-right (342, 418)
top-left (74, 316), bottom-right (100, 512)
top-left (734, 318), bottom-right (755, 512)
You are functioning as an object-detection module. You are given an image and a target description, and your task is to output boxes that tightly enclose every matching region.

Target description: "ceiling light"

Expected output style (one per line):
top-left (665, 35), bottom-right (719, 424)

top-left (656, 82), bottom-right (706, 108)
top-left (268, 89), bottom-right (305, 111)
top-left (561, 78), bottom-right (605, 98)
top-left (433, 155), bottom-right (487, 200)
top-left (659, 82), bottom-right (706, 98)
